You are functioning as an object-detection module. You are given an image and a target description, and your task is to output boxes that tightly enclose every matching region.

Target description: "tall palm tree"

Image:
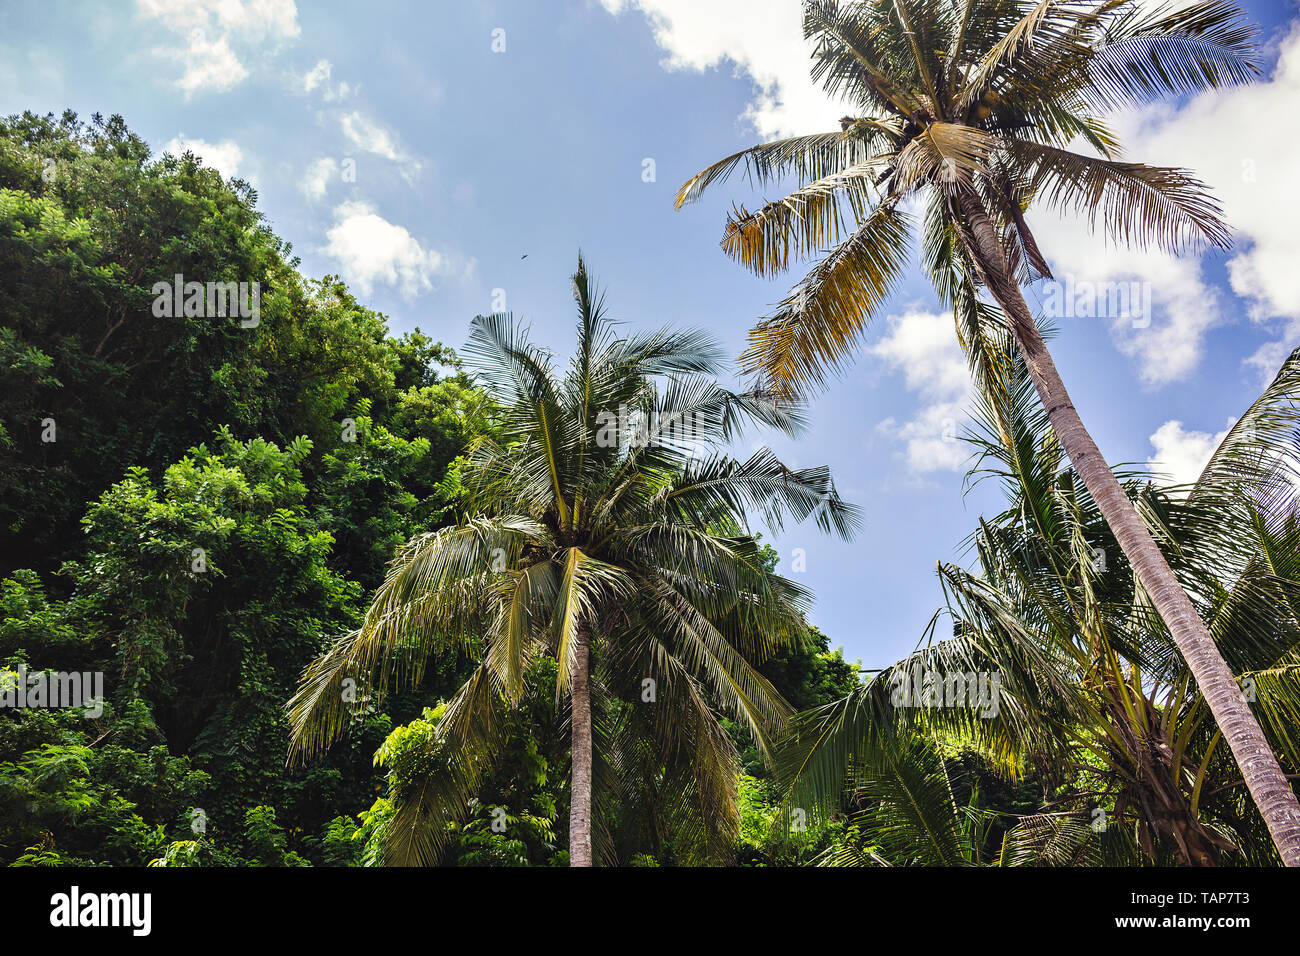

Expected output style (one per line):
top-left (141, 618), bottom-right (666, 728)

top-left (286, 257), bottom-right (859, 865)
top-left (780, 337), bottom-right (1300, 864)
top-left (675, 0), bottom-right (1300, 864)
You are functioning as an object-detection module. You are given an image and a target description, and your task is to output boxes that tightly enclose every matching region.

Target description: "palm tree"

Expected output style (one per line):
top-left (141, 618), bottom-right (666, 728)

top-left (286, 257), bottom-right (859, 865)
top-left (675, 0), bottom-right (1300, 864)
top-left (780, 337), bottom-right (1300, 864)
top-left (815, 737), bottom-right (1006, 866)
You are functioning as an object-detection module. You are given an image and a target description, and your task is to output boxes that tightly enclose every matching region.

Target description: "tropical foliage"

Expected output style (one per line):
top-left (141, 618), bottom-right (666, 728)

top-left (286, 258), bottom-right (860, 865)
top-left (677, 0), bottom-right (1300, 863)
top-left (782, 334), bottom-right (1300, 866)
top-left (2, 0), bottom-right (1297, 870)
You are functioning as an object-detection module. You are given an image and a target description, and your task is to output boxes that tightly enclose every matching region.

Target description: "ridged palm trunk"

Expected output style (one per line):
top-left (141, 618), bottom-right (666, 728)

top-left (569, 624), bottom-right (594, 867)
top-left (956, 190), bottom-right (1300, 867)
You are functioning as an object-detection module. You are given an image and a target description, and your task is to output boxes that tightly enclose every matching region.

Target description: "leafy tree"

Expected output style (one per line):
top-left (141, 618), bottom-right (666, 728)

top-left (760, 626), bottom-right (860, 712)
top-left (0, 700), bottom-right (206, 866)
top-left (0, 109), bottom-right (501, 868)
top-left (0, 112), bottom-right (446, 578)
top-left (363, 663), bottom-right (565, 867)
top-left (27, 431), bottom-right (385, 855)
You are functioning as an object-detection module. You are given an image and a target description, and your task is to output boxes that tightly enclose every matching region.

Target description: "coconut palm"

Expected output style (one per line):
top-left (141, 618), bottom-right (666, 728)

top-left (815, 734), bottom-right (1114, 866)
top-left (779, 337), bottom-right (1300, 865)
top-left (675, 0), bottom-right (1300, 863)
top-left (814, 736), bottom-right (1008, 866)
top-left (285, 257), bottom-right (859, 865)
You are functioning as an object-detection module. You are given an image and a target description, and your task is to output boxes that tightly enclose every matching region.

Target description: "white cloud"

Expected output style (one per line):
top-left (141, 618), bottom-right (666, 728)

top-left (875, 403), bottom-right (970, 474)
top-left (1024, 229), bottom-right (1221, 387)
top-left (340, 111), bottom-right (406, 162)
top-left (871, 307), bottom-right (970, 397)
top-left (1022, 17), bottom-right (1300, 387)
top-left (599, 0), bottom-right (849, 137)
top-left (339, 111), bottom-right (421, 182)
top-left (871, 308), bottom-right (972, 473)
top-left (300, 58), bottom-right (331, 92)
top-left (164, 135), bottom-right (245, 179)
top-left (174, 31), bottom-right (249, 94)
top-left (1120, 19), bottom-right (1300, 380)
top-left (297, 58), bottom-right (351, 100)
top-left (137, 0), bottom-right (299, 40)
top-left (1148, 419), bottom-right (1232, 488)
top-left (137, 0), bottom-right (300, 94)
top-left (323, 201), bottom-right (449, 299)
top-left (301, 157), bottom-right (337, 200)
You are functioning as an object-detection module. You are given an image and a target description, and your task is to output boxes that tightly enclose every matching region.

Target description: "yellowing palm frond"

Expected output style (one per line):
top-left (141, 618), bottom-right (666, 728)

top-left (740, 203), bottom-right (911, 396)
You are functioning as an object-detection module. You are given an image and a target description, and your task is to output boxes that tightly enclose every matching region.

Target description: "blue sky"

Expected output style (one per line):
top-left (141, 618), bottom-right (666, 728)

top-left (3, 0), bottom-right (1299, 668)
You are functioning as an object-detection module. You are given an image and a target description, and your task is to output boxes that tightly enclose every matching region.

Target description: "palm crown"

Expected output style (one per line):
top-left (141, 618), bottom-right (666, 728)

top-left (677, 0), bottom-right (1258, 395)
top-left (287, 257), bottom-right (859, 864)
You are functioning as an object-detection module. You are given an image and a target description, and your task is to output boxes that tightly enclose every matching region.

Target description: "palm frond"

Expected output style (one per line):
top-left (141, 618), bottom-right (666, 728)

top-left (740, 203), bottom-right (912, 396)
top-left (675, 126), bottom-right (897, 208)
top-left (721, 158), bottom-right (889, 276)
top-left (1090, 0), bottom-right (1260, 106)
top-left (1004, 137), bottom-right (1231, 252)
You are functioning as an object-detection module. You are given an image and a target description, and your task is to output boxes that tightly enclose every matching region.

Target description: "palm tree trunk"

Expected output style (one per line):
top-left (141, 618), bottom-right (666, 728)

top-left (955, 189), bottom-right (1300, 866)
top-left (569, 624), bottom-right (594, 866)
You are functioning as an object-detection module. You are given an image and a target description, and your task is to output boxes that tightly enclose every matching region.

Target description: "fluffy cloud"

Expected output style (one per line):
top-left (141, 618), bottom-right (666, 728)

top-left (1121, 19), bottom-right (1300, 380)
top-left (599, 0), bottom-right (849, 137)
top-left (174, 31), bottom-right (249, 94)
top-left (297, 58), bottom-right (351, 100)
top-left (137, 0), bottom-right (299, 39)
top-left (322, 201), bottom-right (452, 299)
top-left (301, 157), bottom-right (337, 200)
top-left (339, 111), bottom-right (421, 183)
top-left (137, 0), bottom-right (300, 94)
top-left (164, 135), bottom-right (245, 179)
top-left (1025, 226), bottom-right (1221, 387)
top-left (1148, 419), bottom-right (1231, 488)
top-left (1027, 18), bottom-right (1300, 387)
top-left (870, 308), bottom-right (972, 473)
top-left (340, 111), bottom-right (407, 162)
top-left (300, 58), bottom-right (331, 92)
